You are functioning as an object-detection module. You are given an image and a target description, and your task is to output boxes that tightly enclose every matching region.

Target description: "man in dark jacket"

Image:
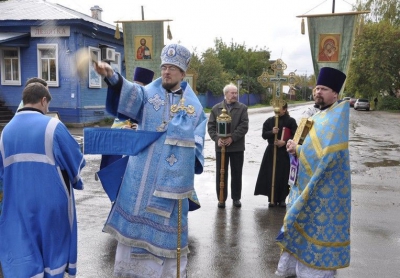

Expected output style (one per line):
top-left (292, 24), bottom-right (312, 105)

top-left (208, 83), bottom-right (249, 208)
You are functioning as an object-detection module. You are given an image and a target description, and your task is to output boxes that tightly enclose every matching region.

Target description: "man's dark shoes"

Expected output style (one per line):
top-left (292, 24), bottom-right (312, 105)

top-left (218, 202), bottom-right (225, 208)
top-left (279, 201), bottom-right (287, 207)
top-left (233, 200), bottom-right (242, 207)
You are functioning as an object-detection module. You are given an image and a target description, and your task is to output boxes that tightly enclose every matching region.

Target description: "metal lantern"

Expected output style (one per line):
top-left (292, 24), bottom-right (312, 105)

top-left (216, 108), bottom-right (232, 138)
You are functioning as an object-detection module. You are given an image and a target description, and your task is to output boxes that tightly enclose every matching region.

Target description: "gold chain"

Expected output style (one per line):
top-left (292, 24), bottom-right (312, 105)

top-left (156, 90), bottom-right (183, 132)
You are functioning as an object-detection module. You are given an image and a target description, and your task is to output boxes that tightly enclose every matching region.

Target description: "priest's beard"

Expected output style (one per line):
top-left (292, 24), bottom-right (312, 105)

top-left (315, 98), bottom-right (325, 107)
top-left (162, 80), bottom-right (179, 91)
top-left (315, 96), bottom-right (336, 108)
top-left (315, 96), bottom-right (329, 108)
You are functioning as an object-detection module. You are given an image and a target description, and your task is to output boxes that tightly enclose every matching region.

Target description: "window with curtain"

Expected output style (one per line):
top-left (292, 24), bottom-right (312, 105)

top-left (37, 44), bottom-right (59, 87)
top-left (1, 47), bottom-right (21, 85)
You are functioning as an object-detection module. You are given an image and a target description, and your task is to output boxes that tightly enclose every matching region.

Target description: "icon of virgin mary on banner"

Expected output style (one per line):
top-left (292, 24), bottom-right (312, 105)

top-left (300, 11), bottom-right (369, 83)
top-left (318, 34), bottom-right (340, 62)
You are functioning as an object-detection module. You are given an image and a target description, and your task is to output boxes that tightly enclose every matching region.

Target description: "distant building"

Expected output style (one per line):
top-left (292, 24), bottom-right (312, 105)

top-left (0, 0), bottom-right (125, 124)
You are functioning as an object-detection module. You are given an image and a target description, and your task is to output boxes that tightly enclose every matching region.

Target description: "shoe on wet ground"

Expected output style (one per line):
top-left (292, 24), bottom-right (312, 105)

top-left (218, 202), bottom-right (225, 208)
top-left (233, 200), bottom-right (242, 207)
top-left (279, 202), bottom-right (286, 207)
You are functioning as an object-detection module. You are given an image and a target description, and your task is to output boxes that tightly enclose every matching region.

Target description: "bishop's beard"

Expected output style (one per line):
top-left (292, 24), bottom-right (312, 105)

top-left (162, 80), bottom-right (179, 91)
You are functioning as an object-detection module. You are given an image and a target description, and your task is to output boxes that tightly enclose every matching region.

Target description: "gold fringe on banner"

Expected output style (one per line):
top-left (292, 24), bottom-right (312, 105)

top-left (167, 24), bottom-right (173, 40)
top-left (115, 23), bottom-right (121, 39)
top-left (301, 18), bottom-right (305, 35)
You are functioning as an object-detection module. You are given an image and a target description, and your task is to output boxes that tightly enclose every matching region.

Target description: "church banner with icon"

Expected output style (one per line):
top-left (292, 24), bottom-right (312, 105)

top-left (116, 20), bottom-right (171, 81)
top-left (305, 12), bottom-right (368, 81)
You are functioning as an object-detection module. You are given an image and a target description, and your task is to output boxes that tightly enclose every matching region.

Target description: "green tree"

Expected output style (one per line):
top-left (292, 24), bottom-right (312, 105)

top-left (191, 38), bottom-right (271, 97)
top-left (213, 38), bottom-right (271, 95)
top-left (191, 49), bottom-right (229, 95)
top-left (188, 51), bottom-right (201, 74)
top-left (346, 21), bottom-right (400, 99)
top-left (357, 0), bottom-right (400, 26)
top-left (308, 74), bottom-right (316, 87)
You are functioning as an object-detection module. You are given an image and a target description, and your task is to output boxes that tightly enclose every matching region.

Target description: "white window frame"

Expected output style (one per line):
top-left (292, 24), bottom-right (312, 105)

top-left (88, 46), bottom-right (101, 88)
top-left (37, 44), bottom-right (59, 87)
top-left (0, 47), bottom-right (21, 86)
top-left (110, 52), bottom-right (121, 74)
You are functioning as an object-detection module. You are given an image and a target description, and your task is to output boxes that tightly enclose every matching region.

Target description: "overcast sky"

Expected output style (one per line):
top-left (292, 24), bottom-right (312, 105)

top-left (49, 0), bottom-right (357, 77)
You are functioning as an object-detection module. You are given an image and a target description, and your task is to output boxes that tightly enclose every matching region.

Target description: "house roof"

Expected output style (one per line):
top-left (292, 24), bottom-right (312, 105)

top-left (0, 0), bottom-right (119, 31)
top-left (0, 32), bottom-right (29, 43)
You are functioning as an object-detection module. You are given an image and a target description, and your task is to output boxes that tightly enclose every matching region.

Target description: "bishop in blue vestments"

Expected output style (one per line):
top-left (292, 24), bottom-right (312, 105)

top-left (91, 44), bottom-right (206, 277)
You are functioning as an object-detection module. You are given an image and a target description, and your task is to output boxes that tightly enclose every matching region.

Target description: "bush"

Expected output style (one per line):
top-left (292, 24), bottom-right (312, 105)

top-left (379, 96), bottom-right (400, 111)
top-left (262, 94), bottom-right (273, 105)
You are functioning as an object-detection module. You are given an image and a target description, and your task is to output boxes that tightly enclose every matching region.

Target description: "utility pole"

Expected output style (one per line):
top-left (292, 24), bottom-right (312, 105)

top-left (237, 79), bottom-right (242, 102)
top-left (247, 50), bottom-right (250, 106)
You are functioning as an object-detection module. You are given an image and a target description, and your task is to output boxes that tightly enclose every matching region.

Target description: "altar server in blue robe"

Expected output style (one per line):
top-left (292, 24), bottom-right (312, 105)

top-left (275, 67), bottom-right (351, 278)
top-left (93, 44), bottom-right (206, 277)
top-left (0, 78), bottom-right (51, 216)
top-left (0, 82), bottom-right (85, 277)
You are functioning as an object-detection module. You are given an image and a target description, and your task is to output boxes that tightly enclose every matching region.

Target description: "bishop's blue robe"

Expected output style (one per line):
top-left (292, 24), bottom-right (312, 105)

top-left (0, 110), bottom-right (85, 277)
top-left (97, 74), bottom-right (206, 260)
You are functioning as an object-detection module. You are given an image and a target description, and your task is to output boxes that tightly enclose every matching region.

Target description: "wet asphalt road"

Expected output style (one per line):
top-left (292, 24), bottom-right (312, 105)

top-left (1, 104), bottom-right (399, 278)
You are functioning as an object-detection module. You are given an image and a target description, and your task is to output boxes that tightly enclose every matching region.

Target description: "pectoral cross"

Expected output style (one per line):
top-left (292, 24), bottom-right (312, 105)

top-left (170, 98), bottom-right (195, 115)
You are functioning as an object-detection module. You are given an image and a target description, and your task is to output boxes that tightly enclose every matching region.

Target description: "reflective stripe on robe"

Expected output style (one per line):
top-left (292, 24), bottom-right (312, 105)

top-left (277, 100), bottom-right (351, 270)
top-left (0, 111), bottom-right (85, 277)
top-left (102, 75), bottom-right (206, 259)
top-left (0, 180), bottom-right (3, 215)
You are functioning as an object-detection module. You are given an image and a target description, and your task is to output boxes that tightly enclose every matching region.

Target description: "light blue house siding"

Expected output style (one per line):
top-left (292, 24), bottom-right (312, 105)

top-left (0, 22), bottom-right (124, 123)
top-left (0, 1), bottom-right (124, 124)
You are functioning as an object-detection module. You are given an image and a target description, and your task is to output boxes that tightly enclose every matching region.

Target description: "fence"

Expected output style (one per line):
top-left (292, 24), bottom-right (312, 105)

top-left (197, 91), bottom-right (262, 108)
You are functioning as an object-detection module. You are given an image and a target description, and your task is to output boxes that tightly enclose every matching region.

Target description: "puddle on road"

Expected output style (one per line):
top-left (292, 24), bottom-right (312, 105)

top-left (364, 159), bottom-right (400, 168)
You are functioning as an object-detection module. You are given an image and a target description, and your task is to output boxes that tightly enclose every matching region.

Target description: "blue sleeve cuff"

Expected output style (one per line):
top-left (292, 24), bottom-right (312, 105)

top-left (106, 72), bottom-right (119, 86)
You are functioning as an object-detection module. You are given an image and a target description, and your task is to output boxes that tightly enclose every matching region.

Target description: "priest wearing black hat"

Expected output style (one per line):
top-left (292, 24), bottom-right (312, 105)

top-left (275, 67), bottom-right (351, 278)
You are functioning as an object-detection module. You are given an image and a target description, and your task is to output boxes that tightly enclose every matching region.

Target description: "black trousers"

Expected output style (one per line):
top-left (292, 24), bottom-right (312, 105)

top-left (215, 151), bottom-right (244, 202)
